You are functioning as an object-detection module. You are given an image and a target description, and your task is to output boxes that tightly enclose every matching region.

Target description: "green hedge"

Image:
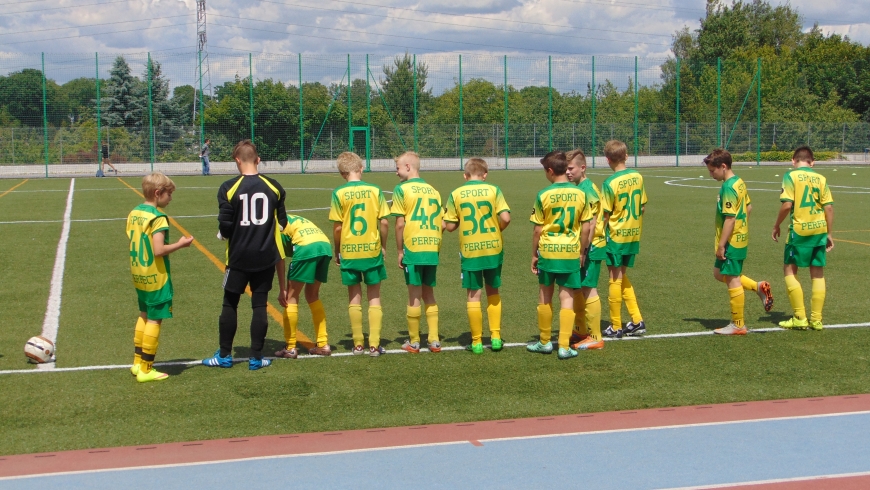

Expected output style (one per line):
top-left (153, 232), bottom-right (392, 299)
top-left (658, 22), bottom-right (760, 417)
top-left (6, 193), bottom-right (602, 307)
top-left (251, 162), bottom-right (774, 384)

top-left (730, 150), bottom-right (841, 162)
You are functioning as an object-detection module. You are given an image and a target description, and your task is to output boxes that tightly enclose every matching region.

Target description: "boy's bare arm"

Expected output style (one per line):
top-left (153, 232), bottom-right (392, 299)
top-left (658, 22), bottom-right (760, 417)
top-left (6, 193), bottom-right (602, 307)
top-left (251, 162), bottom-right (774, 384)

top-left (718, 216), bottom-right (735, 260)
top-left (380, 218), bottom-right (389, 257)
top-left (394, 216), bottom-right (405, 268)
top-left (276, 260), bottom-right (288, 307)
top-left (580, 219), bottom-right (592, 267)
top-left (333, 222), bottom-right (342, 265)
top-left (444, 220), bottom-right (458, 232)
top-left (530, 224), bottom-right (542, 274)
top-left (152, 231), bottom-right (194, 257)
top-left (824, 204), bottom-right (834, 251)
top-left (771, 201), bottom-right (792, 242)
top-left (498, 211), bottom-right (511, 230)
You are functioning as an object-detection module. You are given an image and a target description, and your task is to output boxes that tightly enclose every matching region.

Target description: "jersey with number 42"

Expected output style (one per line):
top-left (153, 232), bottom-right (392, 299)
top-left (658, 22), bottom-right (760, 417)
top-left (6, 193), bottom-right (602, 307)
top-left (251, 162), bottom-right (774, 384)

top-left (391, 178), bottom-right (443, 265)
top-left (444, 180), bottom-right (510, 271)
top-left (602, 169), bottom-right (648, 255)
top-left (126, 204), bottom-right (172, 304)
top-left (780, 168), bottom-right (833, 248)
top-left (329, 180), bottom-right (391, 270)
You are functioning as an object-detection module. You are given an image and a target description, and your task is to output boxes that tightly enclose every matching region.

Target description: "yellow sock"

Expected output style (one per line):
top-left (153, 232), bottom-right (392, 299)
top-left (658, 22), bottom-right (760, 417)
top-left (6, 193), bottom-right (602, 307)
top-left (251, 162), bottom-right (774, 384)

top-left (608, 279), bottom-right (623, 328)
top-left (133, 316), bottom-right (146, 366)
top-left (467, 302), bottom-right (483, 344)
top-left (586, 295), bottom-right (602, 341)
top-left (729, 287), bottom-right (745, 327)
top-left (622, 276), bottom-right (642, 324)
top-left (486, 294), bottom-right (502, 340)
top-left (368, 305), bottom-right (383, 348)
top-left (537, 303), bottom-right (553, 344)
top-left (309, 300), bottom-right (328, 347)
top-left (349, 304), bottom-right (364, 346)
top-left (740, 275), bottom-right (758, 292)
top-left (811, 278), bottom-right (825, 322)
top-left (141, 321), bottom-right (160, 373)
top-left (424, 304), bottom-right (439, 344)
top-left (573, 293), bottom-right (587, 336)
top-left (283, 304), bottom-right (298, 349)
top-left (784, 274), bottom-right (806, 319)
top-left (406, 305), bottom-right (422, 344)
top-left (558, 308), bottom-right (576, 350)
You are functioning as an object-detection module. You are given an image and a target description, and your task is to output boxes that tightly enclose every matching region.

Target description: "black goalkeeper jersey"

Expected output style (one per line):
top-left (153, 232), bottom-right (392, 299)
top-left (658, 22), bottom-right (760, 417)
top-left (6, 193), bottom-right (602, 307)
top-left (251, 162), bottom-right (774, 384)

top-left (217, 174), bottom-right (288, 272)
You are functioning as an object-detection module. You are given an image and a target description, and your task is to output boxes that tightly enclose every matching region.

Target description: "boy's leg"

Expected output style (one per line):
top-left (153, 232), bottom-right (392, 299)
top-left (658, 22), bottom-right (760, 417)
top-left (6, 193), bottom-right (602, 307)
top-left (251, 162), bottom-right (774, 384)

top-left (621, 274), bottom-right (643, 324)
top-left (422, 284), bottom-right (439, 347)
top-left (282, 281), bottom-right (302, 351)
top-left (537, 283), bottom-right (555, 345)
top-left (347, 283), bottom-right (365, 349)
top-left (367, 282), bottom-right (383, 351)
top-left (557, 286), bottom-right (577, 351)
top-left (219, 289), bottom-right (242, 357)
top-left (782, 262), bottom-right (807, 325)
top-left (406, 283), bottom-right (423, 347)
top-left (810, 265), bottom-right (825, 328)
top-left (607, 264), bottom-right (625, 331)
top-left (466, 288), bottom-right (484, 349)
top-left (138, 300), bottom-right (172, 381)
top-left (132, 312), bottom-right (147, 373)
top-left (248, 267), bottom-right (275, 362)
top-left (483, 267), bottom-right (503, 341)
top-left (305, 282), bottom-right (329, 350)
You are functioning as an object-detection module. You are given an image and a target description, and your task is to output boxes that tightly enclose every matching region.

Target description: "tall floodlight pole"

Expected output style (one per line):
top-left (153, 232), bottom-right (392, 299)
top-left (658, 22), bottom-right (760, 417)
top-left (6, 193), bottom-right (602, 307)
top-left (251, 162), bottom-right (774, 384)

top-left (194, 0), bottom-right (212, 148)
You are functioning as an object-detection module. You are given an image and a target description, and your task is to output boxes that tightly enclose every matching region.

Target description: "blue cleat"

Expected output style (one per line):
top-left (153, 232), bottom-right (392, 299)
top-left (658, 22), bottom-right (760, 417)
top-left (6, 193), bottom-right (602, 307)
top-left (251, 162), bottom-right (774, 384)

top-left (526, 341), bottom-right (553, 354)
top-left (202, 349), bottom-right (233, 368)
top-left (624, 320), bottom-right (646, 337)
top-left (249, 357), bottom-right (272, 370)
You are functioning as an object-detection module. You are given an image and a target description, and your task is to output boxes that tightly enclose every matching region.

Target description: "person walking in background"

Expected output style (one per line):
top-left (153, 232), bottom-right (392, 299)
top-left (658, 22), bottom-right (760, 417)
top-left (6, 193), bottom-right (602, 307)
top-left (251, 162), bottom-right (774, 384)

top-left (200, 138), bottom-right (211, 176)
top-left (98, 143), bottom-right (118, 177)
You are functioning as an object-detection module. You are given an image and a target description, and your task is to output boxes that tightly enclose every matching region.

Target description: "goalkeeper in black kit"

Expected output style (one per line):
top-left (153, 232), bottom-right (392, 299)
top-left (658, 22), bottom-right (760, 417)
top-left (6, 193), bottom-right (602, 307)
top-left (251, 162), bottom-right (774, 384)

top-left (202, 140), bottom-right (288, 371)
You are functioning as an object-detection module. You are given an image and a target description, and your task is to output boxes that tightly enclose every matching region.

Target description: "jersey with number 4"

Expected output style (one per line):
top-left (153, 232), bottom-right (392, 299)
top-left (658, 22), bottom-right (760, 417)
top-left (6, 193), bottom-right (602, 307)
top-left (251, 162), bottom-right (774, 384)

top-left (444, 180), bottom-right (510, 271)
top-left (780, 168), bottom-right (833, 248)
top-left (531, 182), bottom-right (593, 273)
top-left (329, 180), bottom-right (391, 270)
top-left (602, 169), bottom-right (648, 255)
top-left (391, 178), bottom-right (443, 265)
top-left (218, 174), bottom-right (288, 272)
top-left (716, 175), bottom-right (751, 259)
top-left (126, 204), bottom-right (172, 305)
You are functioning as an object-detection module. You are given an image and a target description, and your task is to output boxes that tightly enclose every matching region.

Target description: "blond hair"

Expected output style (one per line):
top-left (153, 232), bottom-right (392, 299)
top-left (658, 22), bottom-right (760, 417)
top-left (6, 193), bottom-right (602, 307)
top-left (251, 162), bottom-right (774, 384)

top-left (604, 140), bottom-right (627, 164)
top-left (232, 139), bottom-right (258, 163)
top-left (395, 151), bottom-right (421, 171)
top-left (464, 158), bottom-right (488, 177)
top-left (566, 148), bottom-right (587, 166)
top-left (142, 172), bottom-right (176, 200)
top-left (337, 152), bottom-right (364, 174)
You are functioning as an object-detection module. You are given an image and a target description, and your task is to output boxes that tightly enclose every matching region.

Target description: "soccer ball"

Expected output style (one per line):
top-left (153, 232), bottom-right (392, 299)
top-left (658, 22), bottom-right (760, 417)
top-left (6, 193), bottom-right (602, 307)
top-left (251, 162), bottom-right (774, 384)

top-left (24, 336), bottom-right (55, 364)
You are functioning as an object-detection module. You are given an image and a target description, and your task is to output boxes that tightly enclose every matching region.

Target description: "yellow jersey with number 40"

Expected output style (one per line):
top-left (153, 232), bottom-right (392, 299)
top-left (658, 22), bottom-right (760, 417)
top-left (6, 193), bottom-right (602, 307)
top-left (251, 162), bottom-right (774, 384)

top-left (329, 181), bottom-right (391, 270)
top-left (390, 178), bottom-right (443, 265)
top-left (531, 182), bottom-right (593, 273)
top-left (444, 180), bottom-right (510, 271)
top-left (126, 204), bottom-right (172, 305)
top-left (780, 168), bottom-right (833, 248)
top-left (602, 169), bottom-right (648, 255)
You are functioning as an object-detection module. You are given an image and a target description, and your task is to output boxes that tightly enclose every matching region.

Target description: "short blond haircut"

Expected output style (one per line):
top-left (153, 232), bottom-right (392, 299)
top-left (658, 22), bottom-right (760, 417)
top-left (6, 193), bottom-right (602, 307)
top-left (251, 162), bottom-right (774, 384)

top-left (337, 152), bottom-right (364, 174)
top-left (464, 158), bottom-right (488, 177)
top-left (232, 139), bottom-right (258, 163)
top-left (566, 148), bottom-right (587, 166)
top-left (142, 172), bottom-right (175, 200)
top-left (395, 151), bottom-right (421, 171)
top-left (604, 140), bottom-right (627, 163)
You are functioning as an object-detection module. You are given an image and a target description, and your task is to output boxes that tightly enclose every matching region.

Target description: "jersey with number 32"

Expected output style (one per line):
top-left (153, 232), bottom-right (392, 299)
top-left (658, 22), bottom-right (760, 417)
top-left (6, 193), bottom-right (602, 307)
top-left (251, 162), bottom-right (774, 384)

top-left (390, 178), bottom-right (443, 265)
top-left (602, 169), bottom-right (648, 255)
top-left (329, 181), bottom-right (391, 270)
top-left (444, 181), bottom-right (510, 271)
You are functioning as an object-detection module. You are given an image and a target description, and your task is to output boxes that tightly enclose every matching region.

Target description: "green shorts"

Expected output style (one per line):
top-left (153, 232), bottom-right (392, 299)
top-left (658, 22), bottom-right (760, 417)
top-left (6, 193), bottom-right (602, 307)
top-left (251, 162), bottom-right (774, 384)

top-left (138, 299), bottom-right (173, 320)
top-left (341, 264), bottom-right (388, 286)
top-left (462, 264), bottom-right (502, 290)
top-left (537, 269), bottom-right (582, 289)
top-left (404, 264), bottom-right (437, 287)
top-left (287, 255), bottom-right (330, 284)
top-left (714, 257), bottom-right (744, 277)
top-left (606, 252), bottom-right (636, 268)
top-left (784, 243), bottom-right (826, 268)
top-left (580, 259), bottom-right (602, 288)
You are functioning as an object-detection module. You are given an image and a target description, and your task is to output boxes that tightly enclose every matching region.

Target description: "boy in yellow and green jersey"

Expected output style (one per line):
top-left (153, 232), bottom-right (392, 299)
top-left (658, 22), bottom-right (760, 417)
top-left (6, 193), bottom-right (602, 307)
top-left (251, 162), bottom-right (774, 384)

top-left (329, 152), bottom-right (391, 357)
top-left (704, 149), bottom-right (774, 336)
top-left (391, 152), bottom-right (444, 354)
top-left (565, 149), bottom-right (606, 351)
top-left (773, 146), bottom-right (835, 330)
top-left (444, 158), bottom-right (511, 355)
top-left (600, 140), bottom-right (647, 338)
top-left (275, 214), bottom-right (333, 359)
top-left (127, 172), bottom-right (194, 382)
top-left (528, 151), bottom-right (594, 360)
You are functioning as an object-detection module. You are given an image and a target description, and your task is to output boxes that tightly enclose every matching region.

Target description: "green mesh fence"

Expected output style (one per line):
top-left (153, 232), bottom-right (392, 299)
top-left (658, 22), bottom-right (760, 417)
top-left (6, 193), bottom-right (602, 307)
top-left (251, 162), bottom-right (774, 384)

top-left (1, 52), bottom-right (867, 177)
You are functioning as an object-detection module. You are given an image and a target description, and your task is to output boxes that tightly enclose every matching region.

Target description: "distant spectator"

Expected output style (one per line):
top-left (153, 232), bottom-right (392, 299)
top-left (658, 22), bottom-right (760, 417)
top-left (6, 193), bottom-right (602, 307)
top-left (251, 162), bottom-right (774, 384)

top-left (200, 138), bottom-right (211, 176)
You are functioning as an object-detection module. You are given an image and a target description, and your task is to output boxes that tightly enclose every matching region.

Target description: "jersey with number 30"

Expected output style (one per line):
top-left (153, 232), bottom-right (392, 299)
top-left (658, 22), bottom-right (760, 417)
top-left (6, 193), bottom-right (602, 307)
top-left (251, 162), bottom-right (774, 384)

top-left (531, 182), bottom-right (593, 273)
top-left (715, 175), bottom-right (751, 259)
top-left (444, 180), bottom-right (510, 271)
top-left (391, 178), bottom-right (442, 265)
top-left (780, 168), bottom-right (833, 248)
top-left (329, 180), bottom-right (391, 270)
top-left (602, 169), bottom-right (648, 255)
top-left (126, 204), bottom-right (172, 305)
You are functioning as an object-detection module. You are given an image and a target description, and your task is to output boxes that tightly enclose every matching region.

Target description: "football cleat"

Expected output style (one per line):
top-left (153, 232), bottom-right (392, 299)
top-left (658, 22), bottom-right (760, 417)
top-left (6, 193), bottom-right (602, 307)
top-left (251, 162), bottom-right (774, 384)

top-left (602, 325), bottom-right (623, 339)
top-left (248, 357), bottom-right (272, 370)
top-left (428, 341), bottom-right (442, 353)
top-left (568, 331), bottom-right (588, 346)
top-left (130, 364), bottom-right (140, 376)
top-left (274, 348), bottom-right (298, 359)
top-left (624, 321), bottom-right (646, 336)
top-left (309, 345), bottom-right (332, 356)
top-left (352, 345), bottom-right (365, 355)
top-left (714, 323), bottom-right (748, 335)
top-left (466, 342), bottom-right (484, 355)
top-left (757, 281), bottom-right (774, 312)
top-left (491, 338), bottom-right (503, 352)
top-left (402, 341), bottom-right (421, 354)
top-left (809, 320), bottom-right (824, 331)
top-left (573, 337), bottom-right (604, 350)
top-left (557, 347), bottom-right (579, 359)
top-left (369, 346), bottom-right (385, 357)
top-left (779, 317), bottom-right (809, 329)
top-left (136, 368), bottom-right (169, 383)
top-left (526, 341), bottom-right (553, 354)
top-left (202, 350), bottom-right (233, 368)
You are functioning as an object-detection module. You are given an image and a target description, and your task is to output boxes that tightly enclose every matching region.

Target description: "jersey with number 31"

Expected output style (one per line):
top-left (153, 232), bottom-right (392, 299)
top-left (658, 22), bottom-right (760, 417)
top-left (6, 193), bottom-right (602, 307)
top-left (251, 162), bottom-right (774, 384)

top-left (329, 180), bottom-right (391, 270)
top-left (444, 180), bottom-right (510, 271)
top-left (602, 169), bottom-right (648, 255)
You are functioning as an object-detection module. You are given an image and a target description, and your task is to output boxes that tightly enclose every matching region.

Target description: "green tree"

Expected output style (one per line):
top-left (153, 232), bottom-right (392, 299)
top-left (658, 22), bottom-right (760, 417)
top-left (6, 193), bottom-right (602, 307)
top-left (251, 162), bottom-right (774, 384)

top-left (103, 56), bottom-right (143, 130)
top-left (143, 59), bottom-right (183, 152)
top-left (61, 77), bottom-right (97, 123)
top-left (171, 85), bottom-right (195, 127)
top-left (0, 69), bottom-right (66, 126)
top-left (380, 53), bottom-right (430, 124)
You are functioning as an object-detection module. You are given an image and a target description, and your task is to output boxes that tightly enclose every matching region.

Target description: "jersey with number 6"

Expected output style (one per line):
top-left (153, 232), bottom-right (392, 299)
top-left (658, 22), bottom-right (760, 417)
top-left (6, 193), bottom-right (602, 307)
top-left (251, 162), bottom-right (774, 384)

top-left (531, 182), bottom-right (593, 273)
top-left (716, 175), bottom-right (751, 259)
top-left (329, 181), bottom-right (391, 270)
top-left (126, 204), bottom-right (172, 305)
top-left (601, 169), bottom-right (648, 255)
top-left (780, 168), bottom-right (833, 248)
top-left (444, 181), bottom-right (510, 271)
top-left (218, 174), bottom-right (288, 272)
top-left (391, 178), bottom-right (443, 265)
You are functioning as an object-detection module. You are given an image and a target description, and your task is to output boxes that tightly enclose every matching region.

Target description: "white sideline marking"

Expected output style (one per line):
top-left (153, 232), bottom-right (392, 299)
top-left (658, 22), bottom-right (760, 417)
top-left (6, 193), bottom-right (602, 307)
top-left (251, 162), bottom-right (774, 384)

top-left (4, 322), bottom-right (870, 375)
top-left (37, 179), bottom-right (75, 371)
top-left (657, 470), bottom-right (870, 490)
